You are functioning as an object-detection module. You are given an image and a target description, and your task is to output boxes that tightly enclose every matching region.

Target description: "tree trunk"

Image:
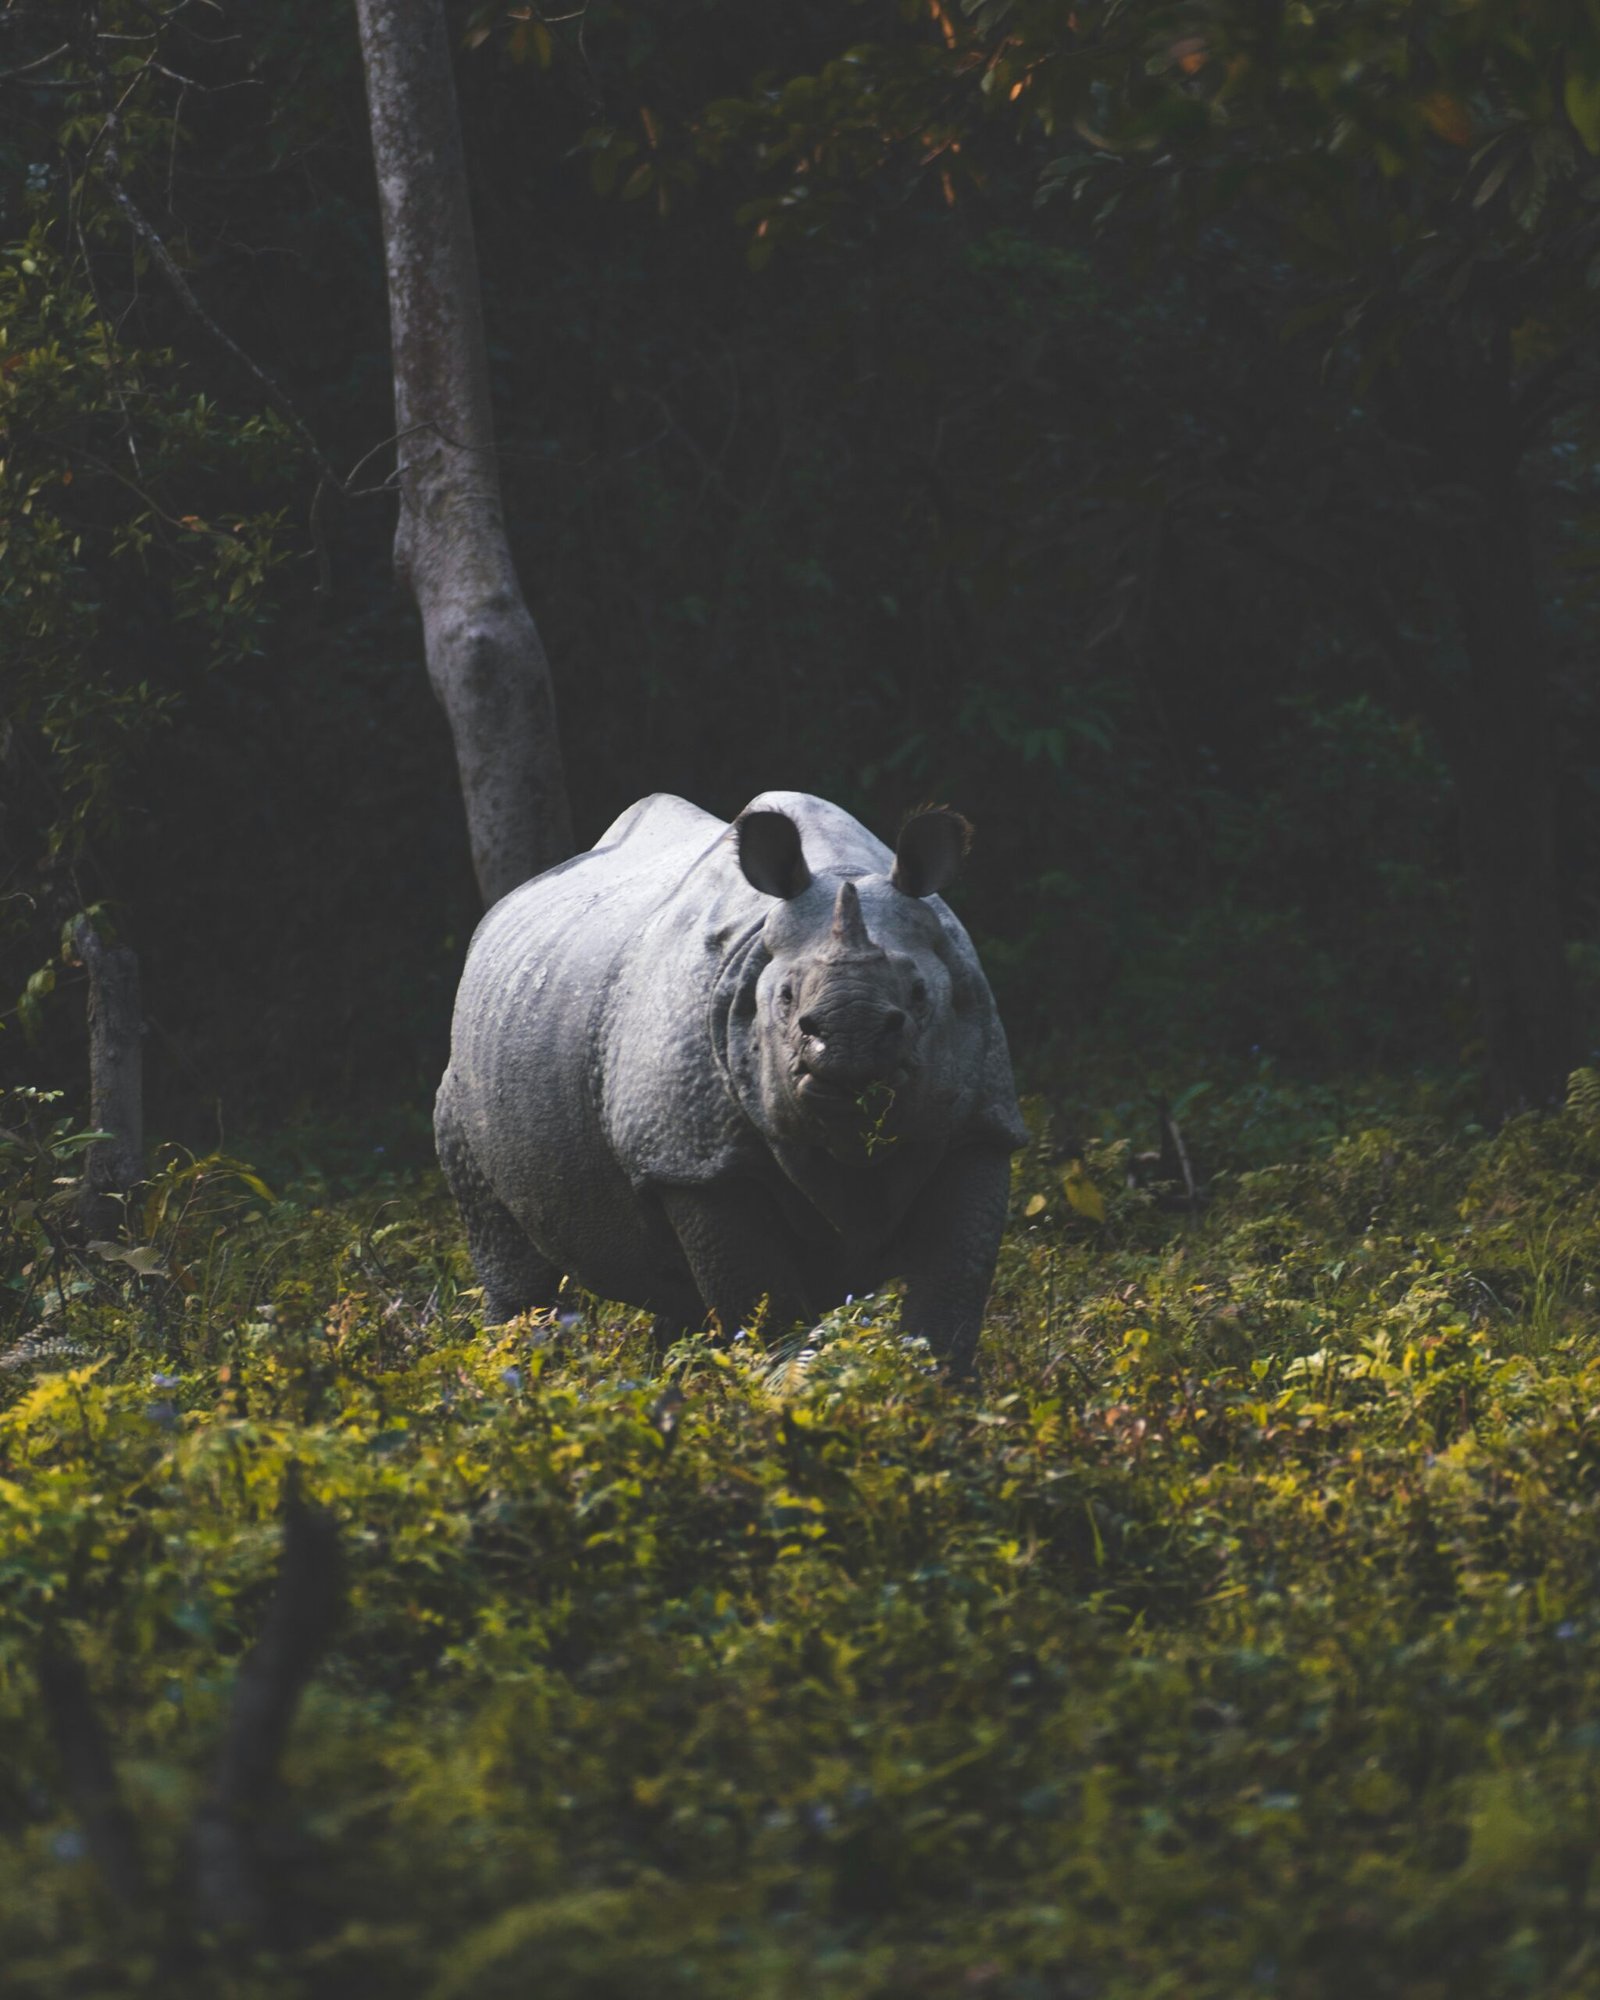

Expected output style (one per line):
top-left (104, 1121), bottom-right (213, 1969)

top-left (354, 0), bottom-right (572, 906)
top-left (1449, 482), bottom-right (1575, 1119)
top-left (73, 920), bottom-right (143, 1238)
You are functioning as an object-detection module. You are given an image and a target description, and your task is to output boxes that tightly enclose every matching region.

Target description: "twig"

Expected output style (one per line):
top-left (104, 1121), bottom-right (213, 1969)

top-left (341, 420), bottom-right (458, 494)
top-left (103, 178), bottom-right (345, 489)
top-left (0, 39), bottom-right (69, 81)
top-left (165, 74), bottom-right (185, 210)
top-left (52, 438), bottom-right (217, 540)
top-left (146, 61), bottom-right (259, 92)
top-left (37, 1631), bottom-right (150, 1909)
top-left (71, 16), bottom-right (343, 489)
top-left (35, 1472), bottom-right (344, 1952)
top-left (190, 1465), bottom-right (344, 1938)
top-left (308, 473), bottom-right (333, 597)
top-left (71, 214), bottom-right (146, 476)
top-left (1153, 1095), bottom-right (1201, 1211)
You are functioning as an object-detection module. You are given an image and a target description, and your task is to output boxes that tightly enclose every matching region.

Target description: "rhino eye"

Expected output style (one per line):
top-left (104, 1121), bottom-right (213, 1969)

top-left (910, 978), bottom-right (929, 1009)
top-left (777, 982), bottom-right (795, 1014)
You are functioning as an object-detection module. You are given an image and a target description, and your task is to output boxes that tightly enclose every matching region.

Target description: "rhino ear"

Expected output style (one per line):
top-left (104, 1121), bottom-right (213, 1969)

top-left (892, 807), bottom-right (971, 898)
top-left (736, 810), bottom-right (812, 899)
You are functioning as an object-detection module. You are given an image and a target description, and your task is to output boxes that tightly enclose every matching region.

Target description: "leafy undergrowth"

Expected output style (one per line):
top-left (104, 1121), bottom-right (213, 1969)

top-left (4, 1099), bottom-right (1600, 1997)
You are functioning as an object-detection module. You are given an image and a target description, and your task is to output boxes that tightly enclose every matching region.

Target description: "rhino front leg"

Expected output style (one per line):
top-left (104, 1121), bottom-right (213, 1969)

top-left (657, 1182), bottom-right (810, 1342)
top-left (436, 1079), bottom-right (561, 1326)
top-left (896, 1147), bottom-right (1012, 1377)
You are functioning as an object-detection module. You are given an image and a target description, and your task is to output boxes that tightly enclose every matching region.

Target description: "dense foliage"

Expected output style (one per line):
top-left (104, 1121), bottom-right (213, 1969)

top-left (6, 0), bottom-right (1600, 1131)
top-left (6, 1091), bottom-right (1600, 1994)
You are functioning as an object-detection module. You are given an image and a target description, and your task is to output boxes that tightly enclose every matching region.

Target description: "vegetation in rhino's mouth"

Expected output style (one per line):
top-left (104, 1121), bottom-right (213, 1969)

top-left (793, 1069), bottom-right (900, 1130)
top-left (858, 1080), bottom-right (900, 1155)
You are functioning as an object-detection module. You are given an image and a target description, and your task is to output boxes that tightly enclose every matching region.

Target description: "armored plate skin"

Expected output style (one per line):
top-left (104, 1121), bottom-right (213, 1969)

top-left (435, 790), bottom-right (1027, 1370)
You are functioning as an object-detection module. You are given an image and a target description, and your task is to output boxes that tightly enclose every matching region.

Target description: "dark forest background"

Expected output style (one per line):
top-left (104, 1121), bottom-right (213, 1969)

top-left (8, 0), bottom-right (1600, 1158)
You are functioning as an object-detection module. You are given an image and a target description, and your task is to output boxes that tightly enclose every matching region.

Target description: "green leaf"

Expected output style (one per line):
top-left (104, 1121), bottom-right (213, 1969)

top-left (89, 1242), bottom-right (167, 1276)
top-left (1061, 1161), bottom-right (1106, 1224)
top-left (1565, 70), bottom-right (1600, 153)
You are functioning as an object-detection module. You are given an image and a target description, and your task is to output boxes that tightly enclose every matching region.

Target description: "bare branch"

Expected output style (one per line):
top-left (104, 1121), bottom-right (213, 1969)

top-left (190, 1466), bottom-right (344, 1938)
top-left (0, 39), bottom-right (68, 81)
top-left (1153, 1095), bottom-right (1201, 1211)
top-left (145, 61), bottom-right (260, 92)
top-left (102, 178), bottom-right (345, 489)
top-left (38, 1631), bottom-right (150, 1910)
top-left (66, 21), bottom-right (346, 501)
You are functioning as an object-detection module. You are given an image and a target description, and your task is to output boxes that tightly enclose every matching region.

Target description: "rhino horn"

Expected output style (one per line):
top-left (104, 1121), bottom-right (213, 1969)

top-left (829, 879), bottom-right (876, 953)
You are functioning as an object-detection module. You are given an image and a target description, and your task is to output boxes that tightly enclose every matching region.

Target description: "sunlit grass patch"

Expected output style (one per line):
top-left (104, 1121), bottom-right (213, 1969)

top-left (4, 1094), bottom-right (1600, 1995)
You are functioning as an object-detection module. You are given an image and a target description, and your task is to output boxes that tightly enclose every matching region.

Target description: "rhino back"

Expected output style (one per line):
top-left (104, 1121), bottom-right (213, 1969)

top-left (445, 795), bottom-right (733, 1290)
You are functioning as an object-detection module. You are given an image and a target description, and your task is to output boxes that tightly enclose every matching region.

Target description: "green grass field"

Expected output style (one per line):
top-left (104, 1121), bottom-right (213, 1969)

top-left (4, 1090), bottom-right (1600, 1997)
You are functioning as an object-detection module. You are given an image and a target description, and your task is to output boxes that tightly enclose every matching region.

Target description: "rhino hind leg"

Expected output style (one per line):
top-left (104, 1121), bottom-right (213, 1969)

top-left (436, 1082), bottom-right (561, 1326)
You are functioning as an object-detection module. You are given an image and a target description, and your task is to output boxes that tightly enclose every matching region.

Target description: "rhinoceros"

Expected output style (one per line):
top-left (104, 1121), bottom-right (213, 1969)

top-left (435, 791), bottom-right (1026, 1371)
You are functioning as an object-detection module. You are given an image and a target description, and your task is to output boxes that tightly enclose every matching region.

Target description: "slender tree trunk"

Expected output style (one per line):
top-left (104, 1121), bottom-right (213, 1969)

top-left (354, 0), bottom-right (572, 906)
top-left (72, 920), bottom-right (143, 1238)
top-left (1449, 480), bottom-right (1575, 1118)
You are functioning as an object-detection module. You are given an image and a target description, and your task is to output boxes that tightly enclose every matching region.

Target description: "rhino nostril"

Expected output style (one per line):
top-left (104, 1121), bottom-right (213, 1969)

top-left (881, 1008), bottom-right (907, 1038)
top-left (797, 1013), bottom-right (823, 1040)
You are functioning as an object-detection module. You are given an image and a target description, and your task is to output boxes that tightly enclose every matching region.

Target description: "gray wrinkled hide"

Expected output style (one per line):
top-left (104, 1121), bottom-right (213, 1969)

top-left (435, 791), bottom-right (1026, 1370)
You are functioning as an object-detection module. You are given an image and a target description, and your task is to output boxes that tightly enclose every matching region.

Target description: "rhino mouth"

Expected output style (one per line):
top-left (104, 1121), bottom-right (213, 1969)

top-left (796, 1073), bottom-right (863, 1110)
top-left (796, 1068), bottom-right (856, 1098)
top-left (793, 1070), bottom-right (905, 1120)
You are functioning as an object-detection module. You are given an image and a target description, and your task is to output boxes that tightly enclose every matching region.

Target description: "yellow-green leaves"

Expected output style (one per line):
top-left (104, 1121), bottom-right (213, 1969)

top-left (1020, 1159), bottom-right (1108, 1224)
top-left (1568, 67), bottom-right (1600, 153)
top-left (1062, 1158), bottom-right (1108, 1224)
top-left (10, 1103), bottom-right (1600, 1991)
